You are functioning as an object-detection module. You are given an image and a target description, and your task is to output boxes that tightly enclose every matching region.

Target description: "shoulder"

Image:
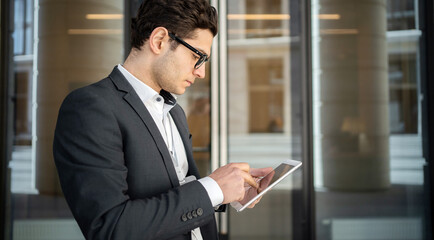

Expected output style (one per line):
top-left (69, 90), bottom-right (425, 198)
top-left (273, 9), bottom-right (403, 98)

top-left (55, 77), bottom-right (122, 137)
top-left (61, 77), bottom-right (117, 108)
top-left (67, 77), bottom-right (113, 99)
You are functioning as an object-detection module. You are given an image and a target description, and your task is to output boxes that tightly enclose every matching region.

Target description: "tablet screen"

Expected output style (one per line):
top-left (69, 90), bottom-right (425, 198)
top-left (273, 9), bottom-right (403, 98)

top-left (265, 163), bottom-right (295, 187)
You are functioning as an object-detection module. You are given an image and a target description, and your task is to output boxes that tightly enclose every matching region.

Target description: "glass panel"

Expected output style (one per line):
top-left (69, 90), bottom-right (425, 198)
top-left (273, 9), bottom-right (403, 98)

top-left (10, 0), bottom-right (124, 238)
top-left (13, 0), bottom-right (25, 55)
top-left (312, 0), bottom-right (427, 239)
top-left (389, 52), bottom-right (418, 133)
top-left (13, 0), bottom-right (33, 55)
top-left (387, 0), bottom-right (416, 31)
top-left (182, 61), bottom-right (211, 177)
top-left (227, 0), bottom-right (304, 239)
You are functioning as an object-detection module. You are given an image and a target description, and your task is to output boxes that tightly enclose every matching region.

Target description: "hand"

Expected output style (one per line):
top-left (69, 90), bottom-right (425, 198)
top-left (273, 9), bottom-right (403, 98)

top-left (209, 163), bottom-right (259, 204)
top-left (240, 167), bottom-right (274, 208)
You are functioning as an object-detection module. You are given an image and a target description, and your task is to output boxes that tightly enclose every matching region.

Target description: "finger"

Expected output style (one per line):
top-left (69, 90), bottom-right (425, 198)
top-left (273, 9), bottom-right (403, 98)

top-left (241, 171), bottom-right (259, 189)
top-left (245, 177), bottom-right (261, 186)
top-left (230, 162), bottom-right (251, 173)
top-left (250, 167), bottom-right (273, 177)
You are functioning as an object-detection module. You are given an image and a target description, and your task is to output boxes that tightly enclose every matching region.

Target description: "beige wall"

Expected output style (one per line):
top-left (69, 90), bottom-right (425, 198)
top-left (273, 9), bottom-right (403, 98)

top-left (36, 0), bottom-right (123, 194)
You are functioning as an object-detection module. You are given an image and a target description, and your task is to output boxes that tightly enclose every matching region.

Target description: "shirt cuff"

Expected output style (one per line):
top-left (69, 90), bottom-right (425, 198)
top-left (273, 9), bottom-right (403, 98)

top-left (198, 177), bottom-right (224, 207)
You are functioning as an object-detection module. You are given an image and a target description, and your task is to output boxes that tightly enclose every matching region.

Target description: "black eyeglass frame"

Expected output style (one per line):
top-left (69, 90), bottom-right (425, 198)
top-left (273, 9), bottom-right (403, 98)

top-left (168, 32), bottom-right (209, 69)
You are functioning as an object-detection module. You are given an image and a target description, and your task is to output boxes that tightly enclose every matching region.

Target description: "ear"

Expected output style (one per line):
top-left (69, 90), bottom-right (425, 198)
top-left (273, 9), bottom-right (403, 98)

top-left (148, 27), bottom-right (170, 55)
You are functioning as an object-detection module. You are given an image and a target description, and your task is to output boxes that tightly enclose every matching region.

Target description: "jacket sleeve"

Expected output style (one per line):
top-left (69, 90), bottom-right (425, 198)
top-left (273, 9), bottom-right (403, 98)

top-left (53, 86), bottom-right (215, 240)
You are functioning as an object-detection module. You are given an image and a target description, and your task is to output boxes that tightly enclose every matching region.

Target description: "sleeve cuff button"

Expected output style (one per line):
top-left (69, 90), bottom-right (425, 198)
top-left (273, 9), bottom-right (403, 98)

top-left (181, 213), bottom-right (188, 222)
top-left (197, 208), bottom-right (203, 216)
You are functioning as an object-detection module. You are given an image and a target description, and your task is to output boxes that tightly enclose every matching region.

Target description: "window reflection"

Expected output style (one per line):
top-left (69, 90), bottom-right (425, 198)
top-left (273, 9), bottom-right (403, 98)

top-left (313, 0), bottom-right (426, 239)
top-left (389, 51), bottom-right (419, 133)
top-left (228, 0), bottom-right (289, 39)
top-left (184, 62), bottom-right (212, 177)
top-left (248, 58), bottom-right (284, 133)
top-left (227, 0), bottom-right (303, 239)
top-left (10, 0), bottom-right (124, 238)
top-left (387, 0), bottom-right (416, 31)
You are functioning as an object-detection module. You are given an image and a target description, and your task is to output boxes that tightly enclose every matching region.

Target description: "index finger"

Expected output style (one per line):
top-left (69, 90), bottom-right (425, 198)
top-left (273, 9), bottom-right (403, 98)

top-left (241, 171), bottom-right (259, 189)
top-left (250, 167), bottom-right (274, 177)
top-left (230, 162), bottom-right (251, 173)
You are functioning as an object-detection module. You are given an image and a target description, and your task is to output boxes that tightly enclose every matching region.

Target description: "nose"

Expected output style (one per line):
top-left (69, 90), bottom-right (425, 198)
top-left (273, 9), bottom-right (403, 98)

top-left (193, 64), bottom-right (206, 79)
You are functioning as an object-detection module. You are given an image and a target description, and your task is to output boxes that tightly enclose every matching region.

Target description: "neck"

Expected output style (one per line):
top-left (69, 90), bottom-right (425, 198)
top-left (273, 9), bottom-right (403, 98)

top-left (123, 48), bottom-right (162, 92)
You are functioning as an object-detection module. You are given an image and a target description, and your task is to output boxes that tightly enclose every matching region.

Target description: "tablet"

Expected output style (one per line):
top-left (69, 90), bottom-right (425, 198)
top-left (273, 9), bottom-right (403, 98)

top-left (231, 159), bottom-right (302, 212)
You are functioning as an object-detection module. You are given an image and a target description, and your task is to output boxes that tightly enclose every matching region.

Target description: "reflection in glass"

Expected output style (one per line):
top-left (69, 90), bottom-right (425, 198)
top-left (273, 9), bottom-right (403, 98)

top-left (227, 0), bottom-right (303, 239)
top-left (313, 0), bottom-right (426, 239)
top-left (387, 0), bottom-right (416, 31)
top-left (10, 0), bottom-right (124, 238)
top-left (184, 62), bottom-right (212, 177)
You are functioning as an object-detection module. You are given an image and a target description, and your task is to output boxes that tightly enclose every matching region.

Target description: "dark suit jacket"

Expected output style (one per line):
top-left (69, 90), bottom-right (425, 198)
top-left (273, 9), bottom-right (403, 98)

top-left (53, 66), bottom-right (218, 240)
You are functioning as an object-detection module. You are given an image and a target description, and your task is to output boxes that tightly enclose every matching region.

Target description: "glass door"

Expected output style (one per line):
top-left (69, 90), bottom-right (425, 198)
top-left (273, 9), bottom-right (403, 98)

top-left (9, 0), bottom-right (124, 239)
top-left (312, 0), bottom-right (429, 239)
top-left (225, 0), bottom-right (306, 239)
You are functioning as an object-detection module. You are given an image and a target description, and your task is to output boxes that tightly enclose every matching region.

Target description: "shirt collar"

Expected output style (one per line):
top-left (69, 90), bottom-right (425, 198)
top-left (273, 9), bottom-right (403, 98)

top-left (117, 64), bottom-right (177, 112)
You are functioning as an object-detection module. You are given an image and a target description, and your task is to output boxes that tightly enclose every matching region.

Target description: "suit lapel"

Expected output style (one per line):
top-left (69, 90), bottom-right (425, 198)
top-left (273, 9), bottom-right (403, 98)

top-left (170, 106), bottom-right (201, 179)
top-left (108, 67), bottom-right (180, 187)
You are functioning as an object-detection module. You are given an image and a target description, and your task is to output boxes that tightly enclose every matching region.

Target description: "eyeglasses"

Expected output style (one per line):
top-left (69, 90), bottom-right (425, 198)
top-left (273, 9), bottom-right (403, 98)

top-left (168, 32), bottom-right (209, 69)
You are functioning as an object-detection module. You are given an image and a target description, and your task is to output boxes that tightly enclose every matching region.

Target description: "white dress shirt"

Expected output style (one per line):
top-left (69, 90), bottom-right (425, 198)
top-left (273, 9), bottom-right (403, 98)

top-left (117, 64), bottom-right (223, 239)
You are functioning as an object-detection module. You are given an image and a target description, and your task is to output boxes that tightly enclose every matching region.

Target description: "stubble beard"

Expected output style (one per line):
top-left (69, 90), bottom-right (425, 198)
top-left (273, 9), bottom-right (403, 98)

top-left (151, 50), bottom-right (186, 95)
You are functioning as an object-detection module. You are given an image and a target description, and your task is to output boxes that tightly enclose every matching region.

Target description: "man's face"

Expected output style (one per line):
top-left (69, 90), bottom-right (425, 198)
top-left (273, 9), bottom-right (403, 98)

top-left (152, 29), bottom-right (213, 95)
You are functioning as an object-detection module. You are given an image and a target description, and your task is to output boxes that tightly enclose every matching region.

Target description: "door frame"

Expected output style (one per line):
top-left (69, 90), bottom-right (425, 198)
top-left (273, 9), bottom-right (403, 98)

top-left (1, 0), bottom-right (14, 238)
top-left (301, 0), bottom-right (315, 239)
top-left (421, 0), bottom-right (434, 238)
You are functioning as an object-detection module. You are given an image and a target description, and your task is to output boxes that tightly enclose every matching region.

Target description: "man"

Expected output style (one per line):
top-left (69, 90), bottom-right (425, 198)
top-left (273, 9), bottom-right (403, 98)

top-left (53, 0), bottom-right (271, 239)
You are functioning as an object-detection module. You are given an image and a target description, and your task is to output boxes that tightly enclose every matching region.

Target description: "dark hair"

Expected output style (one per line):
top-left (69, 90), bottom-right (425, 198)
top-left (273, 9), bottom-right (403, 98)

top-left (130, 0), bottom-right (218, 50)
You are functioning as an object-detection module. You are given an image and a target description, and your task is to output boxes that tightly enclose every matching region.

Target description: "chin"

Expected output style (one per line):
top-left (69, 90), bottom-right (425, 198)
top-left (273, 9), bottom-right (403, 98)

top-left (174, 88), bottom-right (186, 95)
